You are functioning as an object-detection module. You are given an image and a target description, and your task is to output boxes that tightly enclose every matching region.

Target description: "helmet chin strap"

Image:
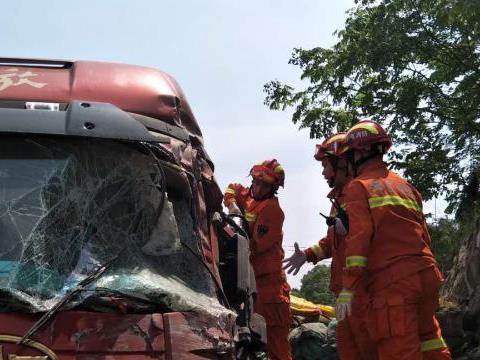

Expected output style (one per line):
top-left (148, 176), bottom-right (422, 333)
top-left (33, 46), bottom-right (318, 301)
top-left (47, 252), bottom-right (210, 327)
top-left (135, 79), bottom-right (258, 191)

top-left (326, 155), bottom-right (339, 188)
top-left (347, 150), bottom-right (358, 177)
top-left (347, 146), bottom-right (381, 176)
top-left (249, 184), bottom-right (277, 201)
top-left (327, 177), bottom-right (335, 188)
top-left (354, 151), bottom-right (379, 168)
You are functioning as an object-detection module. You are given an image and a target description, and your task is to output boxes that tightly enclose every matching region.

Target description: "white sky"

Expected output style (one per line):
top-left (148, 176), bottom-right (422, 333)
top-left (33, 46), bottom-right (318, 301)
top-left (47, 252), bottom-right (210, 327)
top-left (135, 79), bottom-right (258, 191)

top-left (3, 0), bottom-right (443, 290)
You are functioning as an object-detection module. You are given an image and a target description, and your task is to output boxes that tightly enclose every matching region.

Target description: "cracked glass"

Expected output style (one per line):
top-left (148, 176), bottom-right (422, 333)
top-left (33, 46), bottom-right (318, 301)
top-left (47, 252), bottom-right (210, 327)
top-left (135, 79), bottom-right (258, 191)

top-left (0, 136), bottom-right (229, 320)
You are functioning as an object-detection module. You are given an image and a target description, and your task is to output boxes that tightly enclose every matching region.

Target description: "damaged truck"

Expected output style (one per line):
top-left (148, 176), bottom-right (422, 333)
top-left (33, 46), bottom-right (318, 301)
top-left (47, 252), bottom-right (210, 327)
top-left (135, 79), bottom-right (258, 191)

top-left (0, 58), bottom-right (264, 359)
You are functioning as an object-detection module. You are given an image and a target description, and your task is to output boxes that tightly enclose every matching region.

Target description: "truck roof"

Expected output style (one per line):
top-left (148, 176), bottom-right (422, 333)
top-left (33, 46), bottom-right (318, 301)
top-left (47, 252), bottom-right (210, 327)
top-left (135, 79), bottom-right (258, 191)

top-left (0, 58), bottom-right (203, 139)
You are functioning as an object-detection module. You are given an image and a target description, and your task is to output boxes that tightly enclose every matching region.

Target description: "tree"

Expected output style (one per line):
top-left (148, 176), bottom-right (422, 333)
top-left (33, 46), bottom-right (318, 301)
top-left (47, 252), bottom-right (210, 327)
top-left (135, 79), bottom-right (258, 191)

top-left (264, 0), bottom-right (480, 209)
top-left (428, 217), bottom-right (462, 274)
top-left (295, 265), bottom-right (335, 306)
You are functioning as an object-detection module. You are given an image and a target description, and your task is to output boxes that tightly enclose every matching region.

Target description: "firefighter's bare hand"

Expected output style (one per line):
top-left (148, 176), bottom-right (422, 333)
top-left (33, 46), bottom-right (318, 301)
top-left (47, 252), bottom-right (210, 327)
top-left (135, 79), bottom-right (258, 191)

top-left (335, 289), bottom-right (353, 322)
top-left (282, 242), bottom-right (306, 275)
top-left (227, 202), bottom-right (242, 216)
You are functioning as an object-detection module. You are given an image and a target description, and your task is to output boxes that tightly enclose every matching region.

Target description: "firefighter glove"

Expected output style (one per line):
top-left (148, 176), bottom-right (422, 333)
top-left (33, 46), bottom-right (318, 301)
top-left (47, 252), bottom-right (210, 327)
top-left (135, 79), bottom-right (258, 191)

top-left (282, 242), bottom-right (306, 275)
top-left (336, 288), bottom-right (353, 322)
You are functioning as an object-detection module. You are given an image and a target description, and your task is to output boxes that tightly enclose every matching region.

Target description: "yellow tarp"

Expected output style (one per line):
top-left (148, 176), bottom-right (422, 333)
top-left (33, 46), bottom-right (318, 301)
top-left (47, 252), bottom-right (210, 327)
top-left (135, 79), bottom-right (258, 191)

top-left (290, 295), bottom-right (336, 318)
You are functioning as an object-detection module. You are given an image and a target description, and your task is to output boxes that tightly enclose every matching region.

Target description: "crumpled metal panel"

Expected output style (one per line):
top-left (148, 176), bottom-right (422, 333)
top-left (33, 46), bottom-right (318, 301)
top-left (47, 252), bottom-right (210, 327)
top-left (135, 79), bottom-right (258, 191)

top-left (0, 310), bottom-right (235, 359)
top-left (164, 312), bottom-right (235, 359)
top-left (0, 136), bottom-right (231, 321)
top-left (0, 312), bottom-right (165, 357)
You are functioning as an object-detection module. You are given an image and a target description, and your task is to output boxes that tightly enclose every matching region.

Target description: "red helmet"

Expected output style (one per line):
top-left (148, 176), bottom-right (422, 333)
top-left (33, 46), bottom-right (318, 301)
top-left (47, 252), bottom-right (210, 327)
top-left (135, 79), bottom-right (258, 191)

top-left (345, 119), bottom-right (392, 153)
top-left (314, 133), bottom-right (349, 161)
top-left (250, 159), bottom-right (285, 187)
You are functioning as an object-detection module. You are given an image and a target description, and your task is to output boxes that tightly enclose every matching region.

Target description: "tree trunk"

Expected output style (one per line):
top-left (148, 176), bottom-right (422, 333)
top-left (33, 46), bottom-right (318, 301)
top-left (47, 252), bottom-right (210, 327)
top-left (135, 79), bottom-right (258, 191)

top-left (441, 218), bottom-right (480, 357)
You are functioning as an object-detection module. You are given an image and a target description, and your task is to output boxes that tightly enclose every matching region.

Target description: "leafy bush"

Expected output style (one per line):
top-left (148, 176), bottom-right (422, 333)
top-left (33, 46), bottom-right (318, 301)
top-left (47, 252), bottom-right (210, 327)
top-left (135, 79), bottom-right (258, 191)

top-left (294, 265), bottom-right (335, 306)
top-left (429, 218), bottom-right (462, 274)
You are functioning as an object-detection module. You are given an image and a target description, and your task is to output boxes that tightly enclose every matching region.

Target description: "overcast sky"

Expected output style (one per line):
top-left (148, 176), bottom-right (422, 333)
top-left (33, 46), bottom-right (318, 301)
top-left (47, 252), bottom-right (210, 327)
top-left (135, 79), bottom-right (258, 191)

top-left (4, 1), bottom-right (442, 290)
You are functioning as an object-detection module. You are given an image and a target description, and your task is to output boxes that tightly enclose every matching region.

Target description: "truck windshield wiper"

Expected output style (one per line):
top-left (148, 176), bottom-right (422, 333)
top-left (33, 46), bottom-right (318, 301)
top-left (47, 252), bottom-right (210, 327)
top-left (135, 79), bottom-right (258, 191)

top-left (18, 248), bottom-right (125, 346)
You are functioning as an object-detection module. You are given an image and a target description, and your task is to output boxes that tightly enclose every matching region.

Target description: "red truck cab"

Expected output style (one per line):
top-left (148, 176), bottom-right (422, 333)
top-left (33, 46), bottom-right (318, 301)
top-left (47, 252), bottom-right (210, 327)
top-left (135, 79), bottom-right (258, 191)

top-left (0, 58), bottom-right (263, 359)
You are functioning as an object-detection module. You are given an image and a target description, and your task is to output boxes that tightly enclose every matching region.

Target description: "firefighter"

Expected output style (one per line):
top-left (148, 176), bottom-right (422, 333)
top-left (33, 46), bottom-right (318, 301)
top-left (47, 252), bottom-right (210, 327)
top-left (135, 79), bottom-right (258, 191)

top-left (224, 159), bottom-right (292, 360)
top-left (283, 133), bottom-right (376, 360)
top-left (337, 119), bottom-right (452, 359)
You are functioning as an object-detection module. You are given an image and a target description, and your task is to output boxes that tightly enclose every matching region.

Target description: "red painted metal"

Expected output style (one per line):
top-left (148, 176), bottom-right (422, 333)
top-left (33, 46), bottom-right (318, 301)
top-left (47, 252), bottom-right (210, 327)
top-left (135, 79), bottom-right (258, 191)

top-left (0, 58), bottom-right (233, 359)
top-left (0, 312), bottom-right (165, 358)
top-left (0, 311), bottom-right (234, 359)
top-left (164, 312), bottom-right (233, 360)
top-left (0, 59), bottom-right (202, 137)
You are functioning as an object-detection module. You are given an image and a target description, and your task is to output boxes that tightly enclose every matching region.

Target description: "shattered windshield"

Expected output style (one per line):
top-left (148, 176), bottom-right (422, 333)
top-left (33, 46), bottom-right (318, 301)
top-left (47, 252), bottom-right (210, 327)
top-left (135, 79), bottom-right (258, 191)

top-left (0, 136), bottom-right (228, 318)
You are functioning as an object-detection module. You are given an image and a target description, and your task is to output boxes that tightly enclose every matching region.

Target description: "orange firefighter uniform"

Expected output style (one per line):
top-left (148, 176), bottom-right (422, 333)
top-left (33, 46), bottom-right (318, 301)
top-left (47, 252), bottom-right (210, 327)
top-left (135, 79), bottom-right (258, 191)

top-left (305, 187), bottom-right (376, 360)
top-left (224, 160), bottom-right (291, 360)
top-left (302, 132), bottom-right (376, 360)
top-left (342, 121), bottom-right (451, 359)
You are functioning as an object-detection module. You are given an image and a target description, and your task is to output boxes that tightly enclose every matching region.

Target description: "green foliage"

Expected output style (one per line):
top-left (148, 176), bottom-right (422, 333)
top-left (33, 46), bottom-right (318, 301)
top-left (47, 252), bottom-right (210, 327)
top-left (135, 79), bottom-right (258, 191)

top-left (295, 265), bottom-right (335, 306)
top-left (290, 288), bottom-right (304, 298)
top-left (264, 0), bottom-right (480, 208)
top-left (428, 217), bottom-right (462, 273)
top-left (454, 169), bottom-right (480, 217)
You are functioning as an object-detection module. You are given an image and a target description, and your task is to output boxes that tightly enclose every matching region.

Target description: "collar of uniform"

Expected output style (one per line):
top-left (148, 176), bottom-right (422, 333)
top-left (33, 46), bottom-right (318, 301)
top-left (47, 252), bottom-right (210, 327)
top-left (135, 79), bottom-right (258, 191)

top-left (327, 187), bottom-right (342, 199)
top-left (246, 194), bottom-right (278, 210)
top-left (357, 158), bottom-right (387, 178)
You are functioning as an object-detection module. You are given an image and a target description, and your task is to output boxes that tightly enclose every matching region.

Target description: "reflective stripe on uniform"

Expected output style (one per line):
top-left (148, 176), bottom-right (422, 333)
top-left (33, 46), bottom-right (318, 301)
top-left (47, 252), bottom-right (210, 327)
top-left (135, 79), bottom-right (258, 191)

top-left (368, 195), bottom-right (421, 212)
top-left (225, 187), bottom-right (236, 195)
top-left (337, 289), bottom-right (353, 303)
top-left (311, 244), bottom-right (323, 258)
top-left (245, 211), bottom-right (257, 222)
top-left (421, 337), bottom-right (447, 352)
top-left (346, 255), bottom-right (368, 268)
